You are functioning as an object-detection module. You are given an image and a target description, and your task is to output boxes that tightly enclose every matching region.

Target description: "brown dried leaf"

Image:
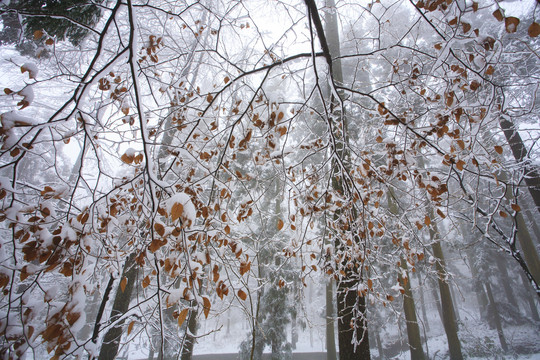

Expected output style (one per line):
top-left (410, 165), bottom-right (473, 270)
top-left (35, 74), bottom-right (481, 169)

top-left (34, 30), bottom-right (44, 40)
top-left (142, 275), bottom-right (150, 288)
top-left (493, 9), bottom-right (504, 22)
top-left (171, 202), bottom-right (184, 222)
top-left (120, 277), bottom-right (127, 293)
top-left (121, 153), bottom-right (134, 164)
top-left (238, 289), bottom-right (247, 301)
top-left (377, 103), bottom-right (387, 115)
top-left (154, 223), bottom-right (165, 237)
top-left (128, 321), bottom-right (135, 335)
top-left (203, 296), bottom-right (211, 319)
top-left (511, 204), bottom-right (521, 212)
top-left (462, 22), bottom-right (471, 33)
top-left (494, 145), bottom-right (503, 154)
top-left (178, 308), bottom-right (189, 327)
top-left (505, 17), bottom-right (520, 33)
top-left (277, 219), bottom-right (284, 231)
top-left (528, 22), bottom-right (540, 37)
top-left (424, 215), bottom-right (431, 226)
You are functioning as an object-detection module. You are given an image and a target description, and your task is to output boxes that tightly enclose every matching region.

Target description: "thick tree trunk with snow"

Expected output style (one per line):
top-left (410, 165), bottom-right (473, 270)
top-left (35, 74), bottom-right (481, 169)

top-left (400, 260), bottom-right (425, 360)
top-left (499, 116), bottom-right (540, 215)
top-left (337, 275), bottom-right (370, 359)
top-left (181, 309), bottom-right (198, 360)
top-left (430, 239), bottom-right (463, 360)
top-left (326, 279), bottom-right (337, 360)
top-left (98, 253), bottom-right (137, 360)
top-left (485, 282), bottom-right (508, 352)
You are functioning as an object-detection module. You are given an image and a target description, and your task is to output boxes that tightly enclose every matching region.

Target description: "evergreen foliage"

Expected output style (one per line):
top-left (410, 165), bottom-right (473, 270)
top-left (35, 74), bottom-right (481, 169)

top-left (0, 0), bottom-right (101, 55)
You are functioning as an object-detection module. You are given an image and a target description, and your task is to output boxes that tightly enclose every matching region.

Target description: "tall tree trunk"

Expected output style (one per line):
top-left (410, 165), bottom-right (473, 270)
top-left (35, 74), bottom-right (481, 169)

top-left (414, 271), bottom-right (430, 333)
top-left (428, 219), bottom-right (463, 360)
top-left (494, 252), bottom-right (519, 309)
top-left (326, 279), bottom-right (337, 360)
top-left (520, 271), bottom-right (540, 322)
top-left (336, 276), bottom-right (370, 359)
top-left (388, 190), bottom-right (424, 359)
top-left (399, 260), bottom-right (425, 360)
top-left (304, 0), bottom-right (371, 358)
top-left (98, 253), bottom-right (138, 360)
top-left (181, 308), bottom-right (198, 360)
top-left (499, 116), bottom-right (540, 215)
top-left (484, 282), bottom-right (508, 352)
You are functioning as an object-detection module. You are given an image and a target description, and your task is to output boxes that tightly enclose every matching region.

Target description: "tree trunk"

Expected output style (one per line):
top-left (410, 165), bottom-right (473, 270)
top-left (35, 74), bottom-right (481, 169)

top-left (484, 282), bottom-right (508, 352)
top-left (499, 116), bottom-right (540, 215)
top-left (98, 253), bottom-right (138, 360)
top-left (414, 271), bottom-right (430, 333)
top-left (400, 260), bottom-right (425, 360)
top-left (304, 0), bottom-right (371, 358)
top-left (326, 279), bottom-right (337, 360)
top-left (430, 238), bottom-right (463, 360)
top-left (494, 252), bottom-right (519, 309)
top-left (520, 271), bottom-right (540, 322)
top-left (337, 276), bottom-right (370, 359)
top-left (180, 308), bottom-right (198, 360)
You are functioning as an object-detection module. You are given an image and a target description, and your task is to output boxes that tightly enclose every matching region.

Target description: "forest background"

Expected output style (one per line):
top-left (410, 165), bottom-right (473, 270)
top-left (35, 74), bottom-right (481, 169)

top-left (0, 0), bottom-right (539, 359)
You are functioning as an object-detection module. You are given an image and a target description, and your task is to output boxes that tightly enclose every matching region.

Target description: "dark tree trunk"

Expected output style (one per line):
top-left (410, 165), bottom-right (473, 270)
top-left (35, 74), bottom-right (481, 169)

top-left (337, 276), bottom-right (370, 360)
top-left (485, 282), bottom-right (508, 352)
top-left (499, 116), bottom-right (540, 215)
top-left (520, 271), bottom-right (540, 322)
top-left (98, 253), bottom-right (137, 360)
top-left (326, 279), bottom-right (337, 360)
top-left (400, 260), bottom-right (425, 360)
top-left (181, 308), bottom-right (198, 360)
top-left (431, 240), bottom-right (463, 360)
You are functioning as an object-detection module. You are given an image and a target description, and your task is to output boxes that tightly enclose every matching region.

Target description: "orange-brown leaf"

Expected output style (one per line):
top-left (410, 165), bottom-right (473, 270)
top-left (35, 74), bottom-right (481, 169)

top-left (128, 321), bottom-right (135, 335)
top-left (203, 296), bottom-right (211, 319)
top-left (238, 289), bottom-right (247, 301)
top-left (424, 215), bottom-right (431, 226)
top-left (142, 275), bottom-right (151, 288)
top-left (494, 145), bottom-right (503, 154)
top-left (34, 30), bottom-right (44, 40)
top-left (511, 204), bottom-right (521, 212)
top-left (277, 219), bottom-right (284, 231)
top-left (493, 9), bottom-right (504, 22)
top-left (120, 277), bottom-right (127, 293)
top-left (171, 202), bottom-right (183, 222)
top-left (178, 308), bottom-right (189, 327)
top-left (505, 17), bottom-right (520, 33)
top-left (154, 223), bottom-right (165, 237)
top-left (121, 153), bottom-right (134, 164)
top-left (528, 22), bottom-right (540, 37)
